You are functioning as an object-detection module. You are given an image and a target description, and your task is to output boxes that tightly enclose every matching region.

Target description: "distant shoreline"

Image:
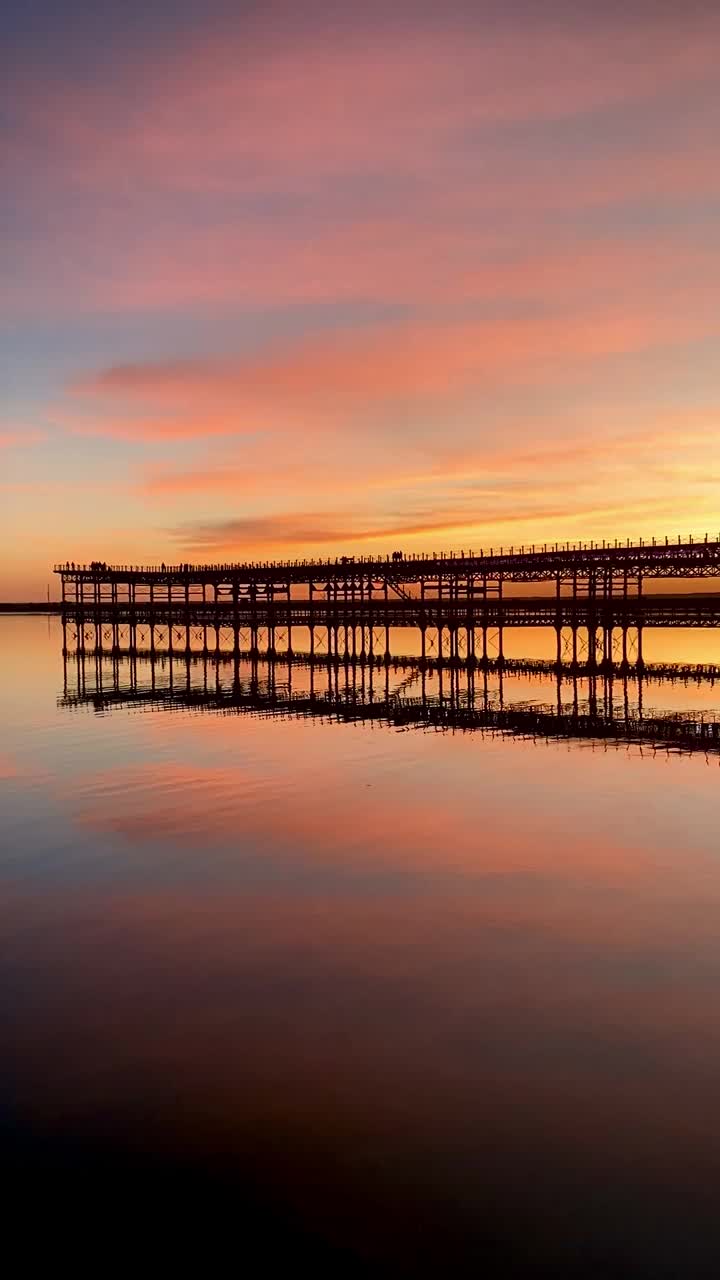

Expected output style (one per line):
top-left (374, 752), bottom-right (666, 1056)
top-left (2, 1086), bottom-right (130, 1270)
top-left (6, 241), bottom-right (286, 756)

top-left (0, 603), bottom-right (63, 613)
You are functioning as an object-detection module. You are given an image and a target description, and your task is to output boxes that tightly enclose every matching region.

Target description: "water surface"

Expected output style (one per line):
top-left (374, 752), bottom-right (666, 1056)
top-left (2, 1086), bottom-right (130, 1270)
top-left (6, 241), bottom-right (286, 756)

top-left (3, 615), bottom-right (720, 1273)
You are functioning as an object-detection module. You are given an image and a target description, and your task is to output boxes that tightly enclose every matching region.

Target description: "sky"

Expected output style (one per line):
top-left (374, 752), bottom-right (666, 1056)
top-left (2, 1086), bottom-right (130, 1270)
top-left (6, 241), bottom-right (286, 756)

top-left (2, 0), bottom-right (720, 598)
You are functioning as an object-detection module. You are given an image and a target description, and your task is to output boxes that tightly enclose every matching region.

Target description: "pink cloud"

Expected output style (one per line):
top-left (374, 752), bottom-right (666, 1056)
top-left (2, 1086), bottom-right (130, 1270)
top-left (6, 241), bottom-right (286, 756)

top-left (57, 411), bottom-right (250, 442)
top-left (0, 429), bottom-right (46, 449)
top-left (75, 289), bottom-right (719, 432)
top-left (14, 13), bottom-right (720, 197)
top-left (0, 753), bottom-right (20, 780)
top-left (5, 166), bottom-right (719, 321)
top-left (4, 9), bottom-right (719, 323)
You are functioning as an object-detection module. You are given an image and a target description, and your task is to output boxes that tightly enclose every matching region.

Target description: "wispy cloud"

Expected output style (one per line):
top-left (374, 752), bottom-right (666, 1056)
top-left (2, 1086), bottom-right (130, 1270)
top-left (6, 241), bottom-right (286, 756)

top-left (0, 429), bottom-right (46, 449)
top-left (6, 7), bottom-right (720, 319)
top-left (70, 288), bottom-right (720, 448)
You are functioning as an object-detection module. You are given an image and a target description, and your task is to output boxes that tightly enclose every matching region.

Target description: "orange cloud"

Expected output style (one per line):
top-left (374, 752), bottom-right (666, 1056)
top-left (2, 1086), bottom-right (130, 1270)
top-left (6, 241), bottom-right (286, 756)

top-left (126, 399), bottom-right (720, 556)
top-left (168, 511), bottom-right (500, 552)
top-left (167, 497), bottom-right (717, 556)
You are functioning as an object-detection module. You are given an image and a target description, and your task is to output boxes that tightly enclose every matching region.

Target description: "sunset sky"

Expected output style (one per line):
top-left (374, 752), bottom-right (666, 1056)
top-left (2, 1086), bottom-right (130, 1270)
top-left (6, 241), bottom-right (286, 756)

top-left (3, 0), bottom-right (720, 599)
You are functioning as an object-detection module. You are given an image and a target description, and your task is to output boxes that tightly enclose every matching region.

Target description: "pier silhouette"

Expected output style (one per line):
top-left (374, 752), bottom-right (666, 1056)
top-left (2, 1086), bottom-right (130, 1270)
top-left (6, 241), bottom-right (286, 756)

top-left (55, 534), bottom-right (720, 608)
top-left (55, 536), bottom-right (720, 667)
top-left (56, 537), bottom-right (720, 753)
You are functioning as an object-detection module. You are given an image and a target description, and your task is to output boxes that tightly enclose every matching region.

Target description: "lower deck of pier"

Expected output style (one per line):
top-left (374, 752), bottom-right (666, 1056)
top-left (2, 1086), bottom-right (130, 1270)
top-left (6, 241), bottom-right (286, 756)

top-left (62, 595), bottom-right (720, 677)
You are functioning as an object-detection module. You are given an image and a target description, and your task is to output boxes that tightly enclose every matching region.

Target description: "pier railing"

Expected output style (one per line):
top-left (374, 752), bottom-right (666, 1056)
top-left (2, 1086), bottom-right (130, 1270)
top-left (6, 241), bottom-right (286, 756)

top-left (52, 533), bottom-right (720, 578)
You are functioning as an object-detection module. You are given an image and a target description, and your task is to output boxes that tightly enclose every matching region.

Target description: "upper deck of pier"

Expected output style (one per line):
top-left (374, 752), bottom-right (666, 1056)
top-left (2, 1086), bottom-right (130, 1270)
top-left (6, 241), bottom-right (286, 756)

top-left (54, 533), bottom-right (720, 596)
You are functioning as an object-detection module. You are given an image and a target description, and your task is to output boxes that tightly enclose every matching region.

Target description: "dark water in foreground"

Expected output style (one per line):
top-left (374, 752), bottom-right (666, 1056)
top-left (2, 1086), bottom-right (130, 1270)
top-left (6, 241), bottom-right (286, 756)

top-left (3, 615), bottom-right (720, 1274)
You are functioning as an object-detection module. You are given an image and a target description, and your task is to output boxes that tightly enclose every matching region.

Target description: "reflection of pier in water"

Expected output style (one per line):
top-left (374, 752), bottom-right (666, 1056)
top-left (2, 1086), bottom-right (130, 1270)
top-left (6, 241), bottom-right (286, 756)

top-left (61, 621), bottom-right (720, 756)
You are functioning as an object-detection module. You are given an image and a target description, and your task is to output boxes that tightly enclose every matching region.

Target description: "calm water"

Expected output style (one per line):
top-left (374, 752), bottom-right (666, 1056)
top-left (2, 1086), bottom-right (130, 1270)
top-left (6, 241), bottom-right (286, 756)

top-left (3, 614), bottom-right (720, 1273)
